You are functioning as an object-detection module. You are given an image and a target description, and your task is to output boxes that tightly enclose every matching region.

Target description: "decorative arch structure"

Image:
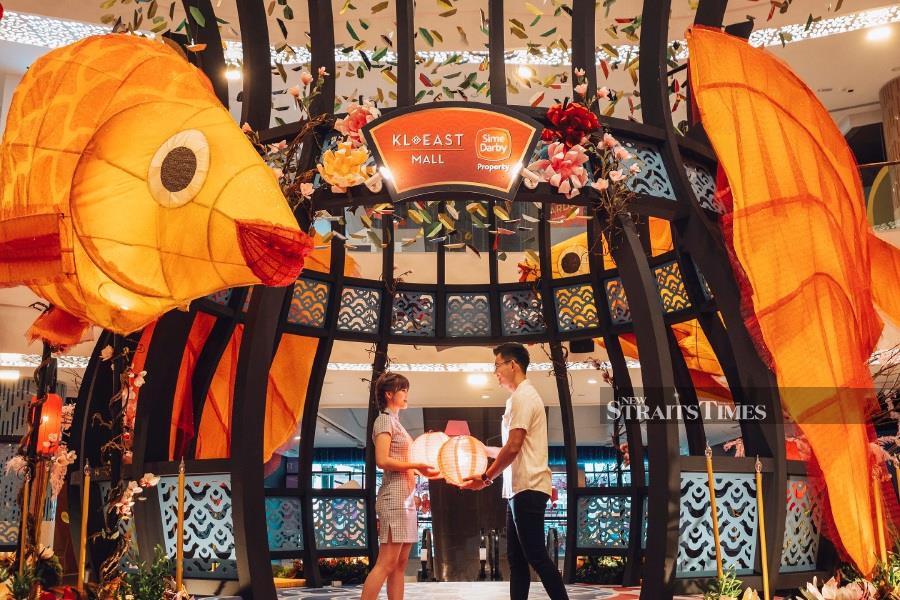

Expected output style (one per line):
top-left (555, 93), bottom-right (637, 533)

top-left (65, 1), bottom-right (833, 599)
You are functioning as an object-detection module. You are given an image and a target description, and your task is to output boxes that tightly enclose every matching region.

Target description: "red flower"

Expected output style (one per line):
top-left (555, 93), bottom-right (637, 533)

top-left (543, 102), bottom-right (599, 148)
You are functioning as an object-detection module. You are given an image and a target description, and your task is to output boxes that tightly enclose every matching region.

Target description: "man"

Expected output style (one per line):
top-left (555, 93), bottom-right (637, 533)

top-left (462, 342), bottom-right (569, 600)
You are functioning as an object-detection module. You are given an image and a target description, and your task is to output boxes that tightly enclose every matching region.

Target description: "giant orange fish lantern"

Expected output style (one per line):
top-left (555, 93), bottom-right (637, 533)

top-left (0, 35), bottom-right (312, 345)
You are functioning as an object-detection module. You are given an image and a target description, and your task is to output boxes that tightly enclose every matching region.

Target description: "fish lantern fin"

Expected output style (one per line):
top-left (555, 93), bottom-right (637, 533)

top-left (0, 213), bottom-right (68, 286)
top-left (26, 306), bottom-right (92, 349)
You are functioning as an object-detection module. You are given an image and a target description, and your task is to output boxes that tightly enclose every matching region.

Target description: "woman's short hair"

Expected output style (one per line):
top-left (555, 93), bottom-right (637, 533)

top-left (374, 372), bottom-right (410, 411)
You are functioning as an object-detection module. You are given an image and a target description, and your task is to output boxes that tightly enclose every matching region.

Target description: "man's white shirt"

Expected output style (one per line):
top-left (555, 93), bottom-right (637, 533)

top-left (501, 379), bottom-right (552, 499)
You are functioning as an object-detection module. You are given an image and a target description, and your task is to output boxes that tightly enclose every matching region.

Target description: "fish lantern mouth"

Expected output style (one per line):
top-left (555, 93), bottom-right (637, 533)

top-left (235, 220), bottom-right (313, 287)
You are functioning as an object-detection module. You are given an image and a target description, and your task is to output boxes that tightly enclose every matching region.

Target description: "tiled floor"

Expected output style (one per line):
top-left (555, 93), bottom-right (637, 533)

top-left (268, 582), bottom-right (692, 599)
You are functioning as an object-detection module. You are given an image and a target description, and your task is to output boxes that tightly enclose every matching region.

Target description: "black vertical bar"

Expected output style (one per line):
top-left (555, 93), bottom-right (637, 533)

top-left (396, 0), bottom-right (416, 106)
top-left (488, 200), bottom-right (501, 337)
top-left (436, 203), bottom-right (447, 338)
top-left (487, 0), bottom-right (506, 105)
top-left (235, 0), bottom-right (273, 129)
top-left (182, 0), bottom-right (229, 106)
top-left (308, 0), bottom-right (336, 117)
top-left (571, 0), bottom-right (597, 100)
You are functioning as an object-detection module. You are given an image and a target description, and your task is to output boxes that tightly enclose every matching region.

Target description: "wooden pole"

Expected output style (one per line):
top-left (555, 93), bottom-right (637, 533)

top-left (77, 463), bottom-right (91, 593)
top-left (873, 467), bottom-right (887, 564)
top-left (705, 445), bottom-right (724, 579)
top-left (755, 458), bottom-right (770, 600)
top-left (19, 470), bottom-right (30, 576)
top-left (176, 458), bottom-right (185, 591)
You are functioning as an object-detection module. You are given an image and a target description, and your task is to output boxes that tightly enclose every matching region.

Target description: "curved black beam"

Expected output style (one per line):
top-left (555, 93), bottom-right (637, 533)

top-left (231, 287), bottom-right (286, 600)
top-left (487, 0), bottom-right (506, 105)
top-left (182, 0), bottom-right (229, 106)
top-left (665, 326), bottom-right (706, 455)
top-left (536, 206), bottom-right (579, 582)
top-left (235, 0), bottom-right (273, 129)
top-left (608, 214), bottom-right (681, 600)
top-left (396, 0), bottom-right (415, 106)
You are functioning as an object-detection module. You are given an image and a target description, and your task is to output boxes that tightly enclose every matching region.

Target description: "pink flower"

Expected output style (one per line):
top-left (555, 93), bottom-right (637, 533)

top-left (300, 182), bottom-right (315, 199)
top-left (574, 67), bottom-right (586, 77)
top-left (139, 472), bottom-right (160, 487)
top-left (614, 146), bottom-right (631, 161)
top-left (132, 370), bottom-right (146, 388)
top-left (241, 122), bottom-right (253, 134)
top-left (596, 87), bottom-right (610, 99)
top-left (318, 66), bottom-right (329, 77)
top-left (574, 83), bottom-right (588, 97)
top-left (288, 86), bottom-right (301, 98)
top-left (591, 178), bottom-right (609, 192)
top-left (526, 142), bottom-right (590, 199)
top-left (334, 102), bottom-right (381, 146)
top-left (100, 345), bottom-right (114, 361)
top-left (628, 163), bottom-right (641, 175)
top-left (602, 133), bottom-right (618, 149)
top-left (300, 70), bottom-right (313, 85)
top-left (609, 169), bottom-right (625, 182)
top-left (5, 455), bottom-right (27, 476)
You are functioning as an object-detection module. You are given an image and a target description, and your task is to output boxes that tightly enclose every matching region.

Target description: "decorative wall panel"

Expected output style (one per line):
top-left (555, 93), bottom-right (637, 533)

top-left (266, 496), bottom-right (304, 552)
top-left (391, 292), bottom-right (435, 337)
top-left (554, 284), bottom-right (599, 332)
top-left (287, 278), bottom-right (330, 328)
top-left (685, 162), bottom-right (726, 214)
top-left (158, 475), bottom-right (237, 579)
top-left (501, 291), bottom-right (545, 336)
top-left (337, 287), bottom-right (381, 334)
top-left (446, 294), bottom-right (491, 337)
top-left (312, 496), bottom-right (367, 550)
top-left (576, 495), bottom-right (630, 549)
top-left (654, 261), bottom-right (691, 313)
top-left (781, 477), bottom-right (822, 573)
top-left (621, 140), bottom-right (676, 200)
top-left (605, 278), bottom-right (631, 324)
top-left (676, 472), bottom-right (757, 577)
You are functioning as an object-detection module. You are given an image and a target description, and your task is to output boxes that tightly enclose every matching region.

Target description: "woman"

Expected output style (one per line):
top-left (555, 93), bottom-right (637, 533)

top-left (361, 372), bottom-right (438, 600)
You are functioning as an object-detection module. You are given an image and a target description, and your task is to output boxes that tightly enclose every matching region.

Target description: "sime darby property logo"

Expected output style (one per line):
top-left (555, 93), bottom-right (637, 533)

top-left (475, 127), bottom-right (512, 161)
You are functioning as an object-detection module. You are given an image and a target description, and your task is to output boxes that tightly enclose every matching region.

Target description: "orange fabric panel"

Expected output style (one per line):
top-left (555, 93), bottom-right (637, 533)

top-left (169, 312), bottom-right (216, 460)
top-left (264, 335), bottom-right (318, 462)
top-left (869, 233), bottom-right (900, 326)
top-left (648, 217), bottom-right (674, 256)
top-left (688, 26), bottom-right (887, 575)
top-left (195, 323), bottom-right (243, 459)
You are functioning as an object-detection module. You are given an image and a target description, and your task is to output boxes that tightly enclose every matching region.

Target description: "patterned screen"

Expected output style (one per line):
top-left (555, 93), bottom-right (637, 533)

top-left (391, 292), bottom-right (435, 337)
top-left (554, 284), bottom-right (599, 332)
top-left (676, 472), bottom-right (758, 577)
top-left (575, 495), bottom-right (631, 549)
top-left (446, 293), bottom-right (491, 337)
top-left (654, 261), bottom-right (691, 314)
top-left (287, 278), bottom-right (330, 328)
top-left (158, 474), bottom-right (237, 580)
top-left (620, 140), bottom-right (676, 200)
top-left (337, 286), bottom-right (381, 334)
top-left (780, 477), bottom-right (822, 573)
top-left (312, 496), bottom-right (367, 550)
top-left (685, 162), bottom-right (726, 214)
top-left (0, 443), bottom-right (23, 546)
top-left (266, 496), bottom-right (304, 552)
top-left (604, 278), bottom-right (631, 324)
top-left (205, 289), bottom-right (233, 306)
top-left (1, 381), bottom-right (67, 437)
top-left (501, 291), bottom-right (546, 336)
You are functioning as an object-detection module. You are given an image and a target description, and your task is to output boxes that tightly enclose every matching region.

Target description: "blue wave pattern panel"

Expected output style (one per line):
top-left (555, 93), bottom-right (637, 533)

top-left (0, 443), bottom-right (23, 546)
top-left (391, 292), bottom-right (435, 337)
top-left (654, 261), bottom-right (691, 314)
top-left (158, 474), bottom-right (237, 580)
top-left (266, 496), bottom-right (304, 552)
top-left (554, 284), bottom-right (599, 332)
top-left (576, 495), bottom-right (631, 549)
top-left (501, 291), bottom-right (546, 336)
top-left (619, 140), bottom-right (676, 200)
top-left (604, 278), bottom-right (631, 325)
top-left (780, 476), bottom-right (823, 573)
top-left (446, 293), bottom-right (491, 337)
top-left (313, 496), bottom-right (367, 550)
top-left (676, 472), bottom-right (758, 577)
top-left (337, 286), bottom-right (381, 334)
top-left (684, 162), bottom-right (726, 214)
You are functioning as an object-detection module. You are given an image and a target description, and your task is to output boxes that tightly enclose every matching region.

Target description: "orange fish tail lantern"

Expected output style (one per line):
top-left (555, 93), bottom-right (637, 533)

top-left (438, 435), bottom-right (488, 487)
top-left (32, 393), bottom-right (63, 457)
top-left (410, 431), bottom-right (450, 479)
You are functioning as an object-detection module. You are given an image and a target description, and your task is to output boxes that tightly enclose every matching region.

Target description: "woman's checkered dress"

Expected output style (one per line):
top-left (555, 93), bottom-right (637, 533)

top-left (372, 411), bottom-right (418, 543)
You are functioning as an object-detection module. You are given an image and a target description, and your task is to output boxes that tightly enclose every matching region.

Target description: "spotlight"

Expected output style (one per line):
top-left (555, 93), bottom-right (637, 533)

top-left (587, 378), bottom-right (598, 384)
top-left (379, 166), bottom-right (393, 181)
top-left (481, 394), bottom-right (490, 399)
top-left (467, 373), bottom-right (488, 386)
top-left (225, 67), bottom-right (242, 80)
top-left (517, 65), bottom-right (535, 79)
top-left (867, 26), bottom-right (892, 42)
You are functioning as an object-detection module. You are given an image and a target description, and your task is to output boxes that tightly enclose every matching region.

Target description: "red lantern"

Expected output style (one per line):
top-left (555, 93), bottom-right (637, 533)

top-left (409, 431), bottom-right (449, 479)
top-left (438, 435), bottom-right (488, 487)
top-left (31, 393), bottom-right (63, 457)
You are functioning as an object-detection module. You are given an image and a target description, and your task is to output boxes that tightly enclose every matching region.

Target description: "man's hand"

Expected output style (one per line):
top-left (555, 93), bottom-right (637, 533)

top-left (460, 475), bottom-right (488, 491)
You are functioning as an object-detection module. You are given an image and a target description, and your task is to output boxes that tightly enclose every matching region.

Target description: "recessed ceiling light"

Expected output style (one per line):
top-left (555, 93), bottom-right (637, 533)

top-left (481, 394), bottom-right (490, 399)
top-left (517, 65), bottom-right (535, 79)
top-left (587, 378), bottom-right (598, 384)
top-left (0, 370), bottom-right (20, 381)
top-left (866, 26), bottom-right (892, 42)
top-left (467, 373), bottom-right (488, 386)
top-left (225, 67), bottom-right (242, 80)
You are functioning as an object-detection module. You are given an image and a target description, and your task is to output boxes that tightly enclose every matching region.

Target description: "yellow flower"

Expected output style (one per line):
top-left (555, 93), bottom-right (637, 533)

top-left (316, 140), bottom-right (376, 193)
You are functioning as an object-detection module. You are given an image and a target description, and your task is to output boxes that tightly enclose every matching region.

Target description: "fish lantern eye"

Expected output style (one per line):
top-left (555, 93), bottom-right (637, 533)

top-left (148, 129), bottom-right (210, 208)
top-left (559, 246), bottom-right (586, 275)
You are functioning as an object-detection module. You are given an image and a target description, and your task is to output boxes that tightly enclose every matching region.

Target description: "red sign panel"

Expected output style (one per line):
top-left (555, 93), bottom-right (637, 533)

top-left (362, 103), bottom-right (541, 201)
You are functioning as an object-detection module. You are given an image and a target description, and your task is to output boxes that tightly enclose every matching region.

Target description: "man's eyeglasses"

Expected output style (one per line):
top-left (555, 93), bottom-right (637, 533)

top-left (494, 359), bottom-right (513, 372)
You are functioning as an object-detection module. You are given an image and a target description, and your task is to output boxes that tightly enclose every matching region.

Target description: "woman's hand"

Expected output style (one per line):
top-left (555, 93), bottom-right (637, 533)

top-left (412, 463), bottom-right (440, 478)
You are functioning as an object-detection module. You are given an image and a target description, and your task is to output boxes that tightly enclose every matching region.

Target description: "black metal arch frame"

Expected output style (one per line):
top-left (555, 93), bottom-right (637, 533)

top-left (64, 2), bottom-right (837, 600)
